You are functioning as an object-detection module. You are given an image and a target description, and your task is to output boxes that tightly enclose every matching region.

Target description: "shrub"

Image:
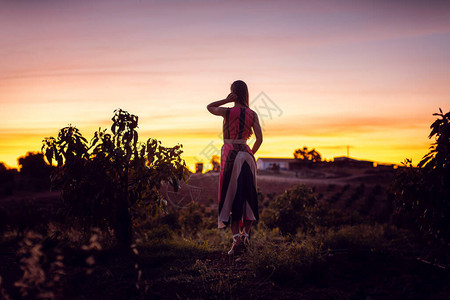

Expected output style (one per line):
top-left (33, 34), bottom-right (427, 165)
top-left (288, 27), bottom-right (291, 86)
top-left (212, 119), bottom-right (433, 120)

top-left (145, 224), bottom-right (174, 241)
top-left (392, 109), bottom-right (450, 244)
top-left (261, 184), bottom-right (318, 235)
top-left (179, 203), bottom-right (204, 235)
top-left (159, 208), bottom-right (181, 231)
top-left (327, 183), bottom-right (350, 204)
top-left (13, 231), bottom-right (65, 299)
top-left (42, 109), bottom-right (190, 247)
top-left (319, 224), bottom-right (385, 251)
top-left (315, 204), bottom-right (365, 228)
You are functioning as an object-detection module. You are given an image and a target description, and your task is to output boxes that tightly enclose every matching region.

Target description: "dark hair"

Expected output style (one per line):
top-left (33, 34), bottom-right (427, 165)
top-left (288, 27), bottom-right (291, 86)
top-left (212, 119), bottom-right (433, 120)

top-left (231, 80), bottom-right (249, 107)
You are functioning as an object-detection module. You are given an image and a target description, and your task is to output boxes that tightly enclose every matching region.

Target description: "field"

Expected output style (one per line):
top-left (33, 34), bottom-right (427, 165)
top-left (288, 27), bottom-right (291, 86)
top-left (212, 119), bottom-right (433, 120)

top-left (0, 165), bottom-right (449, 299)
top-left (172, 165), bottom-right (395, 219)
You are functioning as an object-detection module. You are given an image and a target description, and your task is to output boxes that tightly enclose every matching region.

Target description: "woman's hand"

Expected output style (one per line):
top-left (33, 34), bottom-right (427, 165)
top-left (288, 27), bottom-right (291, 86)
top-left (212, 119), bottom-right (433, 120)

top-left (225, 93), bottom-right (237, 103)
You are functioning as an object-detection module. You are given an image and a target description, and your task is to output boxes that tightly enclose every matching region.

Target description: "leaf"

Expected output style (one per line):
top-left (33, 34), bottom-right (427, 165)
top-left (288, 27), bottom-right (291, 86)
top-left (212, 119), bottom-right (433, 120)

top-left (418, 155), bottom-right (432, 168)
top-left (133, 131), bottom-right (138, 148)
top-left (91, 136), bottom-right (99, 146)
top-left (80, 135), bottom-right (88, 143)
top-left (45, 149), bottom-right (53, 165)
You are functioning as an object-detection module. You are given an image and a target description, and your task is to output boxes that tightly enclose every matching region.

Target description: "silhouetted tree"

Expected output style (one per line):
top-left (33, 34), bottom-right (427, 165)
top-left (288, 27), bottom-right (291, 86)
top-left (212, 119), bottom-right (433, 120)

top-left (392, 108), bottom-right (450, 244)
top-left (293, 146), bottom-right (322, 162)
top-left (42, 109), bottom-right (189, 247)
top-left (195, 162), bottom-right (204, 173)
top-left (17, 152), bottom-right (52, 191)
top-left (210, 155), bottom-right (220, 172)
top-left (0, 162), bottom-right (16, 196)
top-left (18, 152), bottom-right (52, 177)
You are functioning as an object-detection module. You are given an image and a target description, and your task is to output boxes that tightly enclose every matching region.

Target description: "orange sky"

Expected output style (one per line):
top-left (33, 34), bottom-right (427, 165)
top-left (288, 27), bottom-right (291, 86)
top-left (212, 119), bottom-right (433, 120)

top-left (1, 0), bottom-right (449, 171)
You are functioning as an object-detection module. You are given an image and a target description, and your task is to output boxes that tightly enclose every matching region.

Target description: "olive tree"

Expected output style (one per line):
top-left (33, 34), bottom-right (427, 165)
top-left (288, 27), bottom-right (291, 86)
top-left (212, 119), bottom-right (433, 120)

top-left (42, 109), bottom-right (189, 247)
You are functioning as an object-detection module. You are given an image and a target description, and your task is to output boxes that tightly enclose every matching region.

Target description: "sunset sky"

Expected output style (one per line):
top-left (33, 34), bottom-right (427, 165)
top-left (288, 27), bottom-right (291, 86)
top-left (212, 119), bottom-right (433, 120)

top-left (1, 0), bottom-right (449, 171)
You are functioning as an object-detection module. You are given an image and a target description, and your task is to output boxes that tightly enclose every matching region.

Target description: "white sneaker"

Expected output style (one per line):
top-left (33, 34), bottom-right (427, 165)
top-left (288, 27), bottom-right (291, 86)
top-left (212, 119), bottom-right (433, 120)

top-left (227, 233), bottom-right (242, 255)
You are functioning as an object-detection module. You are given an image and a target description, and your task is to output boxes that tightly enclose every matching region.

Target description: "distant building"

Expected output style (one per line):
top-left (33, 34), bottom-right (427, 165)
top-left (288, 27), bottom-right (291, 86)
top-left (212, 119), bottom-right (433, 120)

top-left (333, 156), bottom-right (375, 168)
top-left (257, 156), bottom-right (380, 170)
top-left (256, 157), bottom-right (296, 170)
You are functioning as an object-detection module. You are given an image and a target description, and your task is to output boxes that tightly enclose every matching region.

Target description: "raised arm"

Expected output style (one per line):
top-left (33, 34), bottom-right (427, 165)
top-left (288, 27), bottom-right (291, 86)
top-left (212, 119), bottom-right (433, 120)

top-left (251, 112), bottom-right (263, 154)
top-left (207, 93), bottom-right (236, 117)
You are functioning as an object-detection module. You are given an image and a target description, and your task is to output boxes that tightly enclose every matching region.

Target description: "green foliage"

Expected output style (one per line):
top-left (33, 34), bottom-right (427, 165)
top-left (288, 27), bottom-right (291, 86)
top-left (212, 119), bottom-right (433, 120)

top-left (344, 183), bottom-right (365, 208)
top-left (315, 205), bottom-right (364, 228)
top-left (247, 223), bottom-right (411, 287)
top-left (392, 109), bottom-right (450, 243)
top-left (248, 230), bottom-right (324, 284)
top-left (191, 259), bottom-right (235, 298)
top-left (13, 231), bottom-right (65, 299)
top-left (319, 224), bottom-right (386, 251)
top-left (144, 224), bottom-right (174, 241)
top-left (261, 184), bottom-right (318, 235)
top-left (179, 203), bottom-right (204, 234)
top-left (41, 126), bottom-right (88, 167)
top-left (41, 109), bottom-right (190, 246)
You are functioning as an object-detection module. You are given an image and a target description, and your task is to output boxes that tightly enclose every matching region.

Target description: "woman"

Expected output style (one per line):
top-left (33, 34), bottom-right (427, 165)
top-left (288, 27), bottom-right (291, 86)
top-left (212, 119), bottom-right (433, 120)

top-left (207, 80), bottom-right (263, 255)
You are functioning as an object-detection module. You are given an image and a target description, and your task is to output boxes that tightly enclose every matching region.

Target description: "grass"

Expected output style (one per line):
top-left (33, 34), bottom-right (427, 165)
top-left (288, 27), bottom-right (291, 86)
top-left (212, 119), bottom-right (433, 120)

top-left (1, 219), bottom-right (448, 299)
top-left (0, 179), bottom-right (449, 299)
top-left (247, 228), bottom-right (324, 285)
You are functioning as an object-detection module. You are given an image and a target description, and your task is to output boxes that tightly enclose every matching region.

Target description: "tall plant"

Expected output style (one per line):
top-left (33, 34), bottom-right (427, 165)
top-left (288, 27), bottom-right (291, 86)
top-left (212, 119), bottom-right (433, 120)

top-left (392, 108), bottom-right (450, 243)
top-left (42, 109), bottom-right (189, 247)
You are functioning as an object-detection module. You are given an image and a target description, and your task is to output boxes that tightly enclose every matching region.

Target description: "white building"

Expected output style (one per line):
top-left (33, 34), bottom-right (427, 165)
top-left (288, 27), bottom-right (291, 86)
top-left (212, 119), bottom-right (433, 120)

top-left (256, 157), bottom-right (296, 170)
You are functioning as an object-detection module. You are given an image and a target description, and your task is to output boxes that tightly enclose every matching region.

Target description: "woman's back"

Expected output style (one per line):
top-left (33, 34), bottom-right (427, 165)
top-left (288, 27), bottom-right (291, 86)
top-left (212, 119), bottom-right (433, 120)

top-left (223, 106), bottom-right (254, 140)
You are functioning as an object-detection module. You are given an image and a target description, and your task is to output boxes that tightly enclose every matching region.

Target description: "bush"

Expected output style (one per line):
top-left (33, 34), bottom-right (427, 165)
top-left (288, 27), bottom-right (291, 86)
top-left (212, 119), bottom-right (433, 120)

top-left (319, 224), bottom-right (385, 251)
top-left (327, 184), bottom-right (350, 204)
top-left (145, 224), bottom-right (174, 241)
top-left (42, 109), bottom-right (190, 247)
top-left (392, 109), bottom-right (450, 244)
top-left (261, 184), bottom-right (318, 235)
top-left (315, 204), bottom-right (365, 228)
top-left (179, 203), bottom-right (204, 235)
